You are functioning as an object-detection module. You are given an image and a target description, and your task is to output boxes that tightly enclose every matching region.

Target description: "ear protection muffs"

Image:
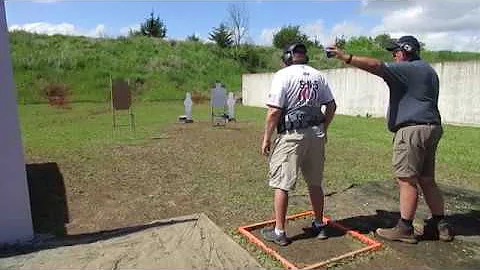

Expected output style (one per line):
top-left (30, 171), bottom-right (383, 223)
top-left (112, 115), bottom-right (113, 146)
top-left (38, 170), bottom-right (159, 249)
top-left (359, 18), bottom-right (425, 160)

top-left (399, 42), bottom-right (413, 53)
top-left (282, 43), bottom-right (309, 65)
top-left (397, 41), bottom-right (421, 61)
top-left (281, 50), bottom-right (293, 65)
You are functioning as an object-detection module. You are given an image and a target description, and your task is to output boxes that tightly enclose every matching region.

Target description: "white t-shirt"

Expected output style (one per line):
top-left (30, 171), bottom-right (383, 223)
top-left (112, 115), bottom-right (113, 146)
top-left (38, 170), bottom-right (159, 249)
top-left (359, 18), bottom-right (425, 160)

top-left (266, 64), bottom-right (335, 136)
top-left (266, 64), bottom-right (334, 110)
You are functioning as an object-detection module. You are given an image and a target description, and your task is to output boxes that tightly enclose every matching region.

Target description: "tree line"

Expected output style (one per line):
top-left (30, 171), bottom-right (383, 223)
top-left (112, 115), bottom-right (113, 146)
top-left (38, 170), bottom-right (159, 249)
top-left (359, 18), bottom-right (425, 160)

top-left (130, 4), bottom-right (401, 52)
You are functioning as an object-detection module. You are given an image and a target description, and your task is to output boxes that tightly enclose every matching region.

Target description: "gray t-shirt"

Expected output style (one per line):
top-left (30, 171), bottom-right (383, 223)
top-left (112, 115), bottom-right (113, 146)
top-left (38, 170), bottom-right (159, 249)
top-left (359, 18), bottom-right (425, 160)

top-left (381, 60), bottom-right (442, 132)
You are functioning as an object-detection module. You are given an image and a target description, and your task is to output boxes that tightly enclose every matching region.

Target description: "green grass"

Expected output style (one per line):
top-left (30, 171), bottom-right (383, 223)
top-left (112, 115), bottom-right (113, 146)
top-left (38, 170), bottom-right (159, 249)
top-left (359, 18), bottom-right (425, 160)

top-left (19, 101), bottom-right (480, 191)
top-left (19, 101), bottom-right (261, 153)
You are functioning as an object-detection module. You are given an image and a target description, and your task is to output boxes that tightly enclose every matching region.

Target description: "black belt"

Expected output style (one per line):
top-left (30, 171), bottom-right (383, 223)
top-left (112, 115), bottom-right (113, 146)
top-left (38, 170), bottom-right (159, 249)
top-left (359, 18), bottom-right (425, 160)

top-left (396, 122), bottom-right (441, 130)
top-left (279, 122), bottom-right (323, 134)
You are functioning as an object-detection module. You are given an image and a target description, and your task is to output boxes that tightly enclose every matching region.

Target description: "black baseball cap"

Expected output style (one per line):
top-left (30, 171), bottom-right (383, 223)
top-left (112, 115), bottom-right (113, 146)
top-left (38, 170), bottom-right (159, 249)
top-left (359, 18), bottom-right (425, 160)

top-left (385, 35), bottom-right (421, 52)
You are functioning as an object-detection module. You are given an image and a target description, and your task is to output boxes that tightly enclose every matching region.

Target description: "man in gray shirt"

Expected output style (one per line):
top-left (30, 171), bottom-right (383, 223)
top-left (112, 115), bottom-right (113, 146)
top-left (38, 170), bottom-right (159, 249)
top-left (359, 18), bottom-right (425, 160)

top-left (327, 35), bottom-right (453, 243)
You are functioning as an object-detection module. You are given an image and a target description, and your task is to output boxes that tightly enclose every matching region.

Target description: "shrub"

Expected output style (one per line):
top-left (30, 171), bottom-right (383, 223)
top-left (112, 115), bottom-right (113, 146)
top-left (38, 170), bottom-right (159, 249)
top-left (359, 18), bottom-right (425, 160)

top-left (44, 83), bottom-right (71, 108)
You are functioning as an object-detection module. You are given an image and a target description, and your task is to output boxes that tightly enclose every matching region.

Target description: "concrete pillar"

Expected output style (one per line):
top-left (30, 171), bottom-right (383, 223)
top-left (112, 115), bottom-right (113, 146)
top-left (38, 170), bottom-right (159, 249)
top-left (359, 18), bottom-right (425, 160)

top-left (0, 0), bottom-right (34, 244)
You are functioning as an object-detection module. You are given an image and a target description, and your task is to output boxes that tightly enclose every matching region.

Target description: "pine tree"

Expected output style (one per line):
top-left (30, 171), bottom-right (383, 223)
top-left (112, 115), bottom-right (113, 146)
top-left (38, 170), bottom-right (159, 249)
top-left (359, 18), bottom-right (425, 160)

top-left (136, 11), bottom-right (167, 38)
top-left (209, 23), bottom-right (233, 48)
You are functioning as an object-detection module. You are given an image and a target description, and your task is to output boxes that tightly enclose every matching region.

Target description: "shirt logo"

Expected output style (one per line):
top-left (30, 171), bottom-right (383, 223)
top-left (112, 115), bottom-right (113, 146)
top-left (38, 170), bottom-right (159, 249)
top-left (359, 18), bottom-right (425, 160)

top-left (298, 80), bottom-right (320, 102)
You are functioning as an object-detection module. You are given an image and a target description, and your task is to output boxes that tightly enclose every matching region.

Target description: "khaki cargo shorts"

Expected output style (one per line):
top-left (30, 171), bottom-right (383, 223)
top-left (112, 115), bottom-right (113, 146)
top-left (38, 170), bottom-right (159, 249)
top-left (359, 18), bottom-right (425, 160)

top-left (268, 130), bottom-right (325, 191)
top-left (392, 124), bottom-right (443, 178)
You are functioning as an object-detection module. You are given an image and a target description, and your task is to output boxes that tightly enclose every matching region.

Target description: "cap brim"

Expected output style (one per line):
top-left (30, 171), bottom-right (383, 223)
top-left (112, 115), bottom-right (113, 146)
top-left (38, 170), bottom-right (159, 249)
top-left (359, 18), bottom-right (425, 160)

top-left (384, 40), bottom-right (400, 51)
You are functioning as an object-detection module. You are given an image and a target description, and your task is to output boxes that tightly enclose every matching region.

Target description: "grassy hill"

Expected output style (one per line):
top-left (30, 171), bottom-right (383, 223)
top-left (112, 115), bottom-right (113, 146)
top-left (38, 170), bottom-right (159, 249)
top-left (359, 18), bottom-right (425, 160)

top-left (10, 31), bottom-right (480, 104)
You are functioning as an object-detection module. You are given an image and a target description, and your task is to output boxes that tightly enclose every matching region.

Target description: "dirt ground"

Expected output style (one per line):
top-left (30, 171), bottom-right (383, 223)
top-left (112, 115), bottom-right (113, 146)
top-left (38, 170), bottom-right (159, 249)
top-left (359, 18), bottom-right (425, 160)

top-left (272, 180), bottom-right (480, 269)
top-left (251, 217), bottom-right (367, 268)
top-left (3, 120), bottom-right (480, 269)
top-left (24, 121), bottom-right (269, 235)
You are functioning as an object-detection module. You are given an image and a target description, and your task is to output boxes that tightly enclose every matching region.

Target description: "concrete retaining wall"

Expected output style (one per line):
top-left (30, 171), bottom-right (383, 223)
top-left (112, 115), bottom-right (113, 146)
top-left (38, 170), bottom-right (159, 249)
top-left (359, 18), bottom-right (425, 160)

top-left (242, 61), bottom-right (480, 126)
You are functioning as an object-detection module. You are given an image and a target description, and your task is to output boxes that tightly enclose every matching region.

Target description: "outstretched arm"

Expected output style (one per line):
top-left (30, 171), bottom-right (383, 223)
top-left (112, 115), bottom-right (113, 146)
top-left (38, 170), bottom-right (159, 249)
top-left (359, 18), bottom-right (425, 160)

top-left (327, 47), bottom-right (384, 77)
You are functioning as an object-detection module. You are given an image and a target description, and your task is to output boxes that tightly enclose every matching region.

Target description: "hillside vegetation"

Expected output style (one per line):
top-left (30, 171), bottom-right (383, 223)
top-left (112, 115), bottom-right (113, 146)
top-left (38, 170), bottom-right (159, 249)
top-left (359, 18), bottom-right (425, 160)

top-left (10, 31), bottom-right (480, 104)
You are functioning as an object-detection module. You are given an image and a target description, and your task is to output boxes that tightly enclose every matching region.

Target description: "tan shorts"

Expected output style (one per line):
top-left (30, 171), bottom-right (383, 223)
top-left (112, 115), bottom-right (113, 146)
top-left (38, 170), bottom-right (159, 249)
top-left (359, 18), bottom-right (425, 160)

top-left (392, 124), bottom-right (443, 179)
top-left (268, 129), bottom-right (325, 191)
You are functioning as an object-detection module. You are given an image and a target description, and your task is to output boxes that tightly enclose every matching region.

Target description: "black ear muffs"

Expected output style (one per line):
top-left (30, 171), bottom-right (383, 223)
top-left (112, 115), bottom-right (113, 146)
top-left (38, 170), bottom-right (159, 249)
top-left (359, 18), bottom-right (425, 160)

top-left (282, 43), bottom-right (309, 65)
top-left (282, 51), bottom-right (293, 65)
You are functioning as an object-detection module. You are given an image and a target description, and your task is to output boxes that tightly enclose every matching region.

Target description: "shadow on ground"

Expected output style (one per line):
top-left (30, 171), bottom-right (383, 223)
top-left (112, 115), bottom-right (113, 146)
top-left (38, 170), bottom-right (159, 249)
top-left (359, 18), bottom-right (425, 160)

top-left (2, 163), bottom-right (197, 258)
top-left (332, 209), bottom-right (480, 238)
top-left (26, 162), bottom-right (69, 236)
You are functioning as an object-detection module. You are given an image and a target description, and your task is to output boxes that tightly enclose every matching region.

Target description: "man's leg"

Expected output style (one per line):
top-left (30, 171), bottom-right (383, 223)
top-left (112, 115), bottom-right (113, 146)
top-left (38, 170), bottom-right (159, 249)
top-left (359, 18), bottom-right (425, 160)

top-left (308, 184), bottom-right (329, 239)
top-left (261, 188), bottom-right (290, 246)
top-left (261, 187), bottom-right (290, 246)
top-left (376, 177), bottom-right (419, 243)
top-left (420, 125), bottom-right (444, 216)
top-left (308, 185), bottom-right (324, 223)
top-left (274, 188), bottom-right (288, 231)
top-left (419, 177), bottom-right (454, 241)
top-left (376, 127), bottom-right (420, 243)
top-left (303, 135), bottom-right (328, 239)
top-left (398, 177), bottom-right (419, 221)
top-left (261, 134), bottom-right (296, 246)
top-left (418, 125), bottom-right (452, 241)
top-left (419, 177), bottom-right (444, 216)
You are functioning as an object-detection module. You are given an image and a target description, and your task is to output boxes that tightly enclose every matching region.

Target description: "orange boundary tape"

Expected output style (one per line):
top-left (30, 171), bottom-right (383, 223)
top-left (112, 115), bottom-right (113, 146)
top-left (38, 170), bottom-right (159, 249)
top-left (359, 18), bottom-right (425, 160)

top-left (238, 211), bottom-right (382, 270)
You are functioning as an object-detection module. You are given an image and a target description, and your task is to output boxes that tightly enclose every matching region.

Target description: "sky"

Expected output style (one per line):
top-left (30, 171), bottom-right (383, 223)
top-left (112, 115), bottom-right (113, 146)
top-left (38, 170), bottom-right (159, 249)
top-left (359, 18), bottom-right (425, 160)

top-left (5, 0), bottom-right (480, 52)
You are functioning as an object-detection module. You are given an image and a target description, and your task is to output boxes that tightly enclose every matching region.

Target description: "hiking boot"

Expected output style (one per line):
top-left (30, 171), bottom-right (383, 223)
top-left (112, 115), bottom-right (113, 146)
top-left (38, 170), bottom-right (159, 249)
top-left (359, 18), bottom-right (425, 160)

top-left (376, 221), bottom-right (418, 244)
top-left (260, 227), bottom-right (290, 246)
top-left (422, 218), bottom-right (454, 242)
top-left (311, 221), bottom-right (329, 240)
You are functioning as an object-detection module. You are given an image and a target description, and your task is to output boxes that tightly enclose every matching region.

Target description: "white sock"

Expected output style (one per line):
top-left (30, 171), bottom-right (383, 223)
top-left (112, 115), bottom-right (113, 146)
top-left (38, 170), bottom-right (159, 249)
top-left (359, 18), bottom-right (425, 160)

top-left (313, 220), bottom-right (326, 228)
top-left (274, 227), bottom-right (285, 235)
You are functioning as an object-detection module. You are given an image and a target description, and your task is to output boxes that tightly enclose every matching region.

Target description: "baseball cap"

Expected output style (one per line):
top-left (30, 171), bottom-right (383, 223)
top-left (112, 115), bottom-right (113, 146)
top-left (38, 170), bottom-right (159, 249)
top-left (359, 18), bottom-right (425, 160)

top-left (385, 35), bottom-right (421, 52)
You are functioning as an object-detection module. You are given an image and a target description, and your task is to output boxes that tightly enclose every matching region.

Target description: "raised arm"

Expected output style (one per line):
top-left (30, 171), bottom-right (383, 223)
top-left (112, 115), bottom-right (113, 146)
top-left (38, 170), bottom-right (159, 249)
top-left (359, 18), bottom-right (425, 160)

top-left (327, 46), bottom-right (384, 77)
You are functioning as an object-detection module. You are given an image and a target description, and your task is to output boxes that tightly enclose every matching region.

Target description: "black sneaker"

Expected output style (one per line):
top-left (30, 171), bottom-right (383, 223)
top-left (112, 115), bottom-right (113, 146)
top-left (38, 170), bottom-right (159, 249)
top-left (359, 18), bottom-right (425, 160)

top-left (311, 222), bottom-right (329, 240)
top-left (438, 219), bottom-right (454, 242)
top-left (260, 227), bottom-right (290, 246)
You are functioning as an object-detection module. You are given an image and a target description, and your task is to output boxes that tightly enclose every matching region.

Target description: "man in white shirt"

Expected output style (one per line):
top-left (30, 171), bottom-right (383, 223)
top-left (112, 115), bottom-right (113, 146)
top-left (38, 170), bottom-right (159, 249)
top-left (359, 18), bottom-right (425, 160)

top-left (261, 43), bottom-right (337, 246)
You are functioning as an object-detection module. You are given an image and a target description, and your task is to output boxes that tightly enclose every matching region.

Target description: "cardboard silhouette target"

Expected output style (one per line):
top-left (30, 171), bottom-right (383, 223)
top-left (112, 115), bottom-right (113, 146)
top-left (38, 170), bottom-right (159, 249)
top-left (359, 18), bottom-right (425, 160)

top-left (110, 77), bottom-right (135, 132)
top-left (227, 92), bottom-right (236, 121)
top-left (210, 82), bottom-right (228, 126)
